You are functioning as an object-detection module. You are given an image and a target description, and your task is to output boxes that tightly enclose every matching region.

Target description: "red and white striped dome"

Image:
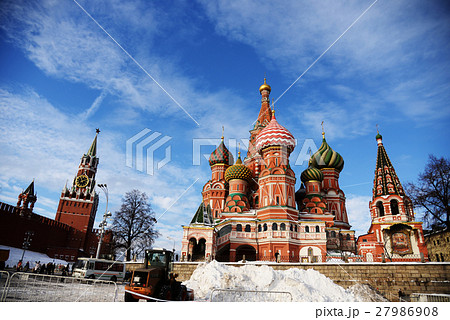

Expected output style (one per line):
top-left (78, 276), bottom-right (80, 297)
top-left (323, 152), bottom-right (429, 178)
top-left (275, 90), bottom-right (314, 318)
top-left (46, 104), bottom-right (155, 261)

top-left (255, 112), bottom-right (296, 153)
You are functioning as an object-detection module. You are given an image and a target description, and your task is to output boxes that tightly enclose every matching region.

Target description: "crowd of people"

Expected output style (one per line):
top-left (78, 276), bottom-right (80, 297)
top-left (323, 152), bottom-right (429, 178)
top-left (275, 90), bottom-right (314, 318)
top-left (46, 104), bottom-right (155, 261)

top-left (14, 260), bottom-right (71, 276)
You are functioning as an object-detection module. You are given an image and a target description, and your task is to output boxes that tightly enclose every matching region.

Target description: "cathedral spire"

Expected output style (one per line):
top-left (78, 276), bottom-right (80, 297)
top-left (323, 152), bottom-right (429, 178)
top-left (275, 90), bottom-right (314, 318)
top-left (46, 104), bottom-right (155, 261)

top-left (373, 130), bottom-right (404, 197)
top-left (87, 129), bottom-right (100, 157)
top-left (255, 78), bottom-right (272, 129)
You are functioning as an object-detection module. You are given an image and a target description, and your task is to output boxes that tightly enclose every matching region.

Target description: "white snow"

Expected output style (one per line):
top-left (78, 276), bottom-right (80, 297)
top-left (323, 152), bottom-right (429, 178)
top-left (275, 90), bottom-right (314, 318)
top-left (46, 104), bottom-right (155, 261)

top-left (0, 245), bottom-right (68, 268)
top-left (183, 260), bottom-right (387, 302)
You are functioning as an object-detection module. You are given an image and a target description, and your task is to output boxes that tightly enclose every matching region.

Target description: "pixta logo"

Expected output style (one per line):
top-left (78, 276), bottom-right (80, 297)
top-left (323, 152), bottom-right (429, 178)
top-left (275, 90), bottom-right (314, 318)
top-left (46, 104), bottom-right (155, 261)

top-left (126, 129), bottom-right (172, 175)
top-left (192, 138), bottom-right (318, 166)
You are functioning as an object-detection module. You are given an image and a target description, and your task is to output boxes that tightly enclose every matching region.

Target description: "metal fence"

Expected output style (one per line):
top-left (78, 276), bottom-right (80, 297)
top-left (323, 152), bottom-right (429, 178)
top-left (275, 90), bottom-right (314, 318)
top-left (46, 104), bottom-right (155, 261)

top-left (410, 293), bottom-right (450, 302)
top-left (0, 271), bottom-right (11, 301)
top-left (210, 288), bottom-right (292, 302)
top-left (1, 272), bottom-right (118, 302)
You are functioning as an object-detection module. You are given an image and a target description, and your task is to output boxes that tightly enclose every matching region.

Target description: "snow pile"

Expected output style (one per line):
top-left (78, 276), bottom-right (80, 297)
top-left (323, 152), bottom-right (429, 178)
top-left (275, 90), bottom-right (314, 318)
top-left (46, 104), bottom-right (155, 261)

top-left (183, 261), bottom-right (386, 302)
top-left (0, 245), bottom-right (67, 268)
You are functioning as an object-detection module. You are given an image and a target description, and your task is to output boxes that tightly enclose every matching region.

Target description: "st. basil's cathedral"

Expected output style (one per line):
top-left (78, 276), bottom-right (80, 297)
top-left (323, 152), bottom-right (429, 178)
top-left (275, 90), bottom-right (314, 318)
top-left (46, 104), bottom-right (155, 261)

top-left (181, 79), bottom-right (355, 262)
top-left (180, 79), bottom-right (428, 263)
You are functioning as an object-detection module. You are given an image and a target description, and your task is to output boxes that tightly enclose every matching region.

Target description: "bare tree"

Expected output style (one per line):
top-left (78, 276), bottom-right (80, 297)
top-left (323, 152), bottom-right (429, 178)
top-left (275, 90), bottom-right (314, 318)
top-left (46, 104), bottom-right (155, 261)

top-left (112, 189), bottom-right (159, 261)
top-left (406, 155), bottom-right (450, 230)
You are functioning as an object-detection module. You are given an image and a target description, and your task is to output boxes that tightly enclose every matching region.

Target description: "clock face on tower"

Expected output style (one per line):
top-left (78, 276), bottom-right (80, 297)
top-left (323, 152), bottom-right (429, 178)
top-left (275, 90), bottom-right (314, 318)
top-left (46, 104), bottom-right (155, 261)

top-left (75, 174), bottom-right (89, 188)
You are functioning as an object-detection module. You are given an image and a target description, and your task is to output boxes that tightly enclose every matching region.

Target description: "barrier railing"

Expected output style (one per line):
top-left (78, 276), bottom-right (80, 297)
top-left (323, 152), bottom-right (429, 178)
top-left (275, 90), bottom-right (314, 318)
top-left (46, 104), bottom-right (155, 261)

top-left (0, 271), bottom-right (11, 301)
top-left (2, 272), bottom-right (118, 302)
top-left (410, 293), bottom-right (450, 302)
top-left (209, 288), bottom-right (292, 302)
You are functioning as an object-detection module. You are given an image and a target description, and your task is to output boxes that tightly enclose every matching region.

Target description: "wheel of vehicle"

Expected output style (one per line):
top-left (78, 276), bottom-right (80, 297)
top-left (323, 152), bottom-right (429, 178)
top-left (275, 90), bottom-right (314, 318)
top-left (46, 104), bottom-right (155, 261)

top-left (176, 285), bottom-right (188, 301)
top-left (159, 285), bottom-right (172, 301)
top-left (124, 292), bottom-right (138, 302)
top-left (110, 275), bottom-right (117, 282)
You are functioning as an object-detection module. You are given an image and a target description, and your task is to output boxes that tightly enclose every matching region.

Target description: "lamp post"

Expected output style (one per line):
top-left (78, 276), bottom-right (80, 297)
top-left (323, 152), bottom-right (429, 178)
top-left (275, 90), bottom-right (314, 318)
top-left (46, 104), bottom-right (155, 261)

top-left (167, 236), bottom-right (176, 252)
top-left (21, 230), bottom-right (34, 262)
top-left (96, 184), bottom-right (111, 259)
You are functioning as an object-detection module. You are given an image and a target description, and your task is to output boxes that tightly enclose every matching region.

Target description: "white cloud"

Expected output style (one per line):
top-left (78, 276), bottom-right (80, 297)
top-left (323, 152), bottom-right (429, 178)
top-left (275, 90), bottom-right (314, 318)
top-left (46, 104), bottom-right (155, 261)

top-left (199, 0), bottom-right (450, 129)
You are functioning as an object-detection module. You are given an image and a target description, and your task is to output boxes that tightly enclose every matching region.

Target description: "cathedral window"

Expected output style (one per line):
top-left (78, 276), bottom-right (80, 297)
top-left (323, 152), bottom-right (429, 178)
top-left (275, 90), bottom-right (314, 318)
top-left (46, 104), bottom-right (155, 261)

top-left (272, 223), bottom-right (278, 231)
top-left (276, 196), bottom-right (280, 205)
top-left (245, 225), bottom-right (251, 232)
top-left (331, 231), bottom-right (336, 238)
top-left (258, 225), bottom-right (262, 232)
top-left (315, 226), bottom-right (320, 233)
top-left (390, 199), bottom-right (399, 215)
top-left (263, 224), bottom-right (268, 231)
top-left (376, 201), bottom-right (385, 217)
top-left (280, 223), bottom-right (286, 231)
top-left (305, 226), bottom-right (310, 233)
top-left (236, 224), bottom-right (242, 232)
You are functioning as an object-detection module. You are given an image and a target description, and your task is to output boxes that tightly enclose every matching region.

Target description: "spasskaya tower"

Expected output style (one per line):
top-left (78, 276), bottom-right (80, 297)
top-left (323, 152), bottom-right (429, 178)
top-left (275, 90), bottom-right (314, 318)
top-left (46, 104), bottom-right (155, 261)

top-left (55, 129), bottom-right (99, 235)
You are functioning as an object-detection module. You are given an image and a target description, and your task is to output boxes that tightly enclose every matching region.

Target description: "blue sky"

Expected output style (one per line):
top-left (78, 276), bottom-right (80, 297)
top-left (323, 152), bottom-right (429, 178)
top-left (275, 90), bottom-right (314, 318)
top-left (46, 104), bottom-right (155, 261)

top-left (0, 0), bottom-right (449, 252)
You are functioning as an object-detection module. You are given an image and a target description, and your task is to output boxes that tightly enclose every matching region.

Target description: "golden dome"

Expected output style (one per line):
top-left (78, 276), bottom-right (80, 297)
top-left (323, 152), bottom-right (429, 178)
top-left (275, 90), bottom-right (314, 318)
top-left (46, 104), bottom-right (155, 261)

top-left (259, 78), bottom-right (271, 93)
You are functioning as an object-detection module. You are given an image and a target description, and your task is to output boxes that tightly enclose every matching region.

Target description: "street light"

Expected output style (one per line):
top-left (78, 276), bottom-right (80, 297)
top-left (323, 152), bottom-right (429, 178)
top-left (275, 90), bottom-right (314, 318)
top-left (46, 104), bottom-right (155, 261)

top-left (21, 231), bottom-right (34, 262)
top-left (96, 184), bottom-right (111, 259)
top-left (167, 236), bottom-right (176, 252)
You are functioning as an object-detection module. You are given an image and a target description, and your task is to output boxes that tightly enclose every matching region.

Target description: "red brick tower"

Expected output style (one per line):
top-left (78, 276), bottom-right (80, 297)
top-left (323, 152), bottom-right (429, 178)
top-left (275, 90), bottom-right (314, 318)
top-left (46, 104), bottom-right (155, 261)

top-left (245, 78), bottom-right (273, 181)
top-left (55, 130), bottom-right (99, 239)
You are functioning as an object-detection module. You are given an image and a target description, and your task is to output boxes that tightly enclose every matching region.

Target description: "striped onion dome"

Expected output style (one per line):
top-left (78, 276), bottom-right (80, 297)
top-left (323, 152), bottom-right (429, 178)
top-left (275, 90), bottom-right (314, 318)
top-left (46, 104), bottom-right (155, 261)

top-left (209, 138), bottom-right (233, 166)
top-left (255, 111), bottom-right (296, 153)
top-left (300, 166), bottom-right (324, 183)
top-left (309, 134), bottom-right (344, 172)
top-left (224, 153), bottom-right (252, 182)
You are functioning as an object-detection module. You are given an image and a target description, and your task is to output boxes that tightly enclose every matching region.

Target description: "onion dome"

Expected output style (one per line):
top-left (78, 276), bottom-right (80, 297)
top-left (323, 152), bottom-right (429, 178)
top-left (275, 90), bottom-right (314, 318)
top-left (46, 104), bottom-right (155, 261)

top-left (224, 153), bottom-right (252, 182)
top-left (255, 111), bottom-right (296, 153)
top-left (309, 133), bottom-right (344, 172)
top-left (259, 78), bottom-right (271, 93)
top-left (300, 166), bottom-right (324, 183)
top-left (209, 138), bottom-right (233, 166)
top-left (376, 132), bottom-right (382, 140)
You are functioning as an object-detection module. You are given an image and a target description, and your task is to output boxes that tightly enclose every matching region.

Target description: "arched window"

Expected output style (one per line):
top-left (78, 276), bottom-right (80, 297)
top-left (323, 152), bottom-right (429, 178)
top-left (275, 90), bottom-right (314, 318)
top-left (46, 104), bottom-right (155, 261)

top-left (390, 199), bottom-right (399, 215)
top-left (290, 224), bottom-right (293, 231)
top-left (305, 226), bottom-right (310, 233)
top-left (236, 224), bottom-right (242, 232)
top-left (377, 201), bottom-right (385, 217)
top-left (295, 225), bottom-right (298, 232)
top-left (315, 225), bottom-right (320, 233)
top-left (245, 224), bottom-right (251, 232)
top-left (263, 223), bottom-right (268, 231)
top-left (272, 223), bottom-right (278, 231)
top-left (276, 196), bottom-right (280, 205)
top-left (331, 231), bottom-right (336, 238)
top-left (258, 224), bottom-right (262, 232)
top-left (346, 234), bottom-right (351, 240)
top-left (280, 223), bottom-right (286, 231)
top-left (307, 247), bottom-right (313, 256)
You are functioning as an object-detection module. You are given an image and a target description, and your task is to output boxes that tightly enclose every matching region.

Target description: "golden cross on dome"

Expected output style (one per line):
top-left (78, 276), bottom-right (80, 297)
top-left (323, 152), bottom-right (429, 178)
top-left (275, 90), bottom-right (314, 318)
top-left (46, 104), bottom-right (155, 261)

top-left (376, 123), bottom-right (379, 133)
top-left (221, 125), bottom-right (224, 140)
top-left (321, 121), bottom-right (325, 138)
